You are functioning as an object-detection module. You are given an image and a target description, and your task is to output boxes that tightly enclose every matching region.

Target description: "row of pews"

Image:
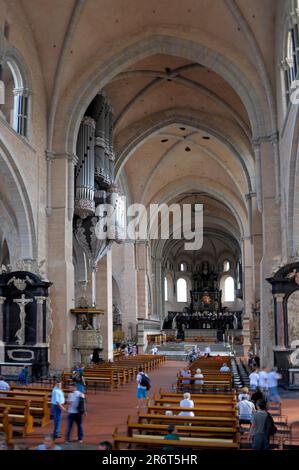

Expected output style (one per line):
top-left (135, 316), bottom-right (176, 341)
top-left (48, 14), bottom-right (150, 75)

top-left (113, 356), bottom-right (240, 450)
top-left (62, 355), bottom-right (166, 391)
top-left (0, 354), bottom-right (166, 445)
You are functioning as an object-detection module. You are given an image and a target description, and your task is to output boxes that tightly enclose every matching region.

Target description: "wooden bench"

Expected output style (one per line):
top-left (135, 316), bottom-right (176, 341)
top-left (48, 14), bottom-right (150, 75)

top-left (62, 372), bottom-right (116, 391)
top-left (0, 390), bottom-right (50, 426)
top-left (159, 388), bottom-right (236, 399)
top-left (127, 415), bottom-right (238, 439)
top-left (113, 427), bottom-right (239, 450)
top-left (147, 404), bottom-right (237, 418)
top-left (0, 399), bottom-right (34, 435)
top-left (152, 396), bottom-right (236, 407)
top-left (138, 412), bottom-right (238, 428)
top-left (0, 407), bottom-right (13, 444)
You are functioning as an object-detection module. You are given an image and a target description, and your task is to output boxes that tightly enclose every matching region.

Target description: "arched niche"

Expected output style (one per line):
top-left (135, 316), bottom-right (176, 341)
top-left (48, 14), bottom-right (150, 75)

top-left (287, 290), bottom-right (299, 345)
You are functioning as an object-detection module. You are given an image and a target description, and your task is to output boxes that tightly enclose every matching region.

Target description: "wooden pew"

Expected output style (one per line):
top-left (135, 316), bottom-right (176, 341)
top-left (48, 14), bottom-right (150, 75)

top-left (147, 404), bottom-right (237, 418)
top-left (0, 399), bottom-right (34, 435)
top-left (0, 407), bottom-right (13, 444)
top-left (159, 388), bottom-right (236, 400)
top-left (126, 415), bottom-right (238, 439)
top-left (0, 390), bottom-right (50, 427)
top-left (138, 412), bottom-right (238, 428)
top-left (152, 396), bottom-right (236, 407)
top-left (113, 427), bottom-right (239, 450)
top-left (62, 372), bottom-right (115, 391)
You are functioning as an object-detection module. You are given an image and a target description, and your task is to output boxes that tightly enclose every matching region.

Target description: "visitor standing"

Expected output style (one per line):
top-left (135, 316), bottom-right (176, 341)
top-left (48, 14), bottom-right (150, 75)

top-left (268, 367), bottom-right (282, 403)
top-left (65, 383), bottom-right (85, 443)
top-left (51, 380), bottom-right (66, 438)
top-left (136, 367), bottom-right (151, 411)
top-left (249, 369), bottom-right (259, 391)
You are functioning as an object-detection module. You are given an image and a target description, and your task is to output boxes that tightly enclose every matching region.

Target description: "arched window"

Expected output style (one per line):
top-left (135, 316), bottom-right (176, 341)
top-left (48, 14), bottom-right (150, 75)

top-left (177, 278), bottom-right (187, 302)
top-left (224, 276), bottom-right (235, 302)
top-left (164, 276), bottom-right (168, 301)
top-left (0, 58), bottom-right (29, 137)
top-left (283, 19), bottom-right (299, 104)
top-left (179, 262), bottom-right (186, 272)
top-left (223, 260), bottom-right (230, 272)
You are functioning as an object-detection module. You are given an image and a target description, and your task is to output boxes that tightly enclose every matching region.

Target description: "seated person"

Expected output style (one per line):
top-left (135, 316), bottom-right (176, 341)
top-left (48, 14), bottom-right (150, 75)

top-left (37, 434), bottom-right (62, 451)
top-left (163, 425), bottom-right (180, 451)
top-left (179, 392), bottom-right (195, 417)
top-left (237, 396), bottom-right (256, 424)
top-left (238, 386), bottom-right (250, 401)
top-left (251, 387), bottom-right (266, 406)
top-left (194, 368), bottom-right (204, 385)
top-left (220, 363), bottom-right (231, 372)
top-left (180, 368), bottom-right (191, 385)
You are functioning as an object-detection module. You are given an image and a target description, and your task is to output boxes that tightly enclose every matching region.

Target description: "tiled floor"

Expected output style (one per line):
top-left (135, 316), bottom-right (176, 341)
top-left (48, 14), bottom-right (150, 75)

top-left (13, 361), bottom-right (299, 449)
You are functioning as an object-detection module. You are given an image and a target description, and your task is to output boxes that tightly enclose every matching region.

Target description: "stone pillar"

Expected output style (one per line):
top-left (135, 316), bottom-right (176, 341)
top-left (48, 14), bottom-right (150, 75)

top-left (0, 296), bottom-right (5, 341)
top-left (48, 154), bottom-right (75, 371)
top-left (274, 294), bottom-right (286, 348)
top-left (0, 296), bottom-right (5, 363)
top-left (96, 250), bottom-right (113, 361)
top-left (258, 138), bottom-right (282, 368)
top-left (112, 243), bottom-right (138, 341)
top-left (135, 241), bottom-right (149, 320)
top-left (35, 296), bottom-right (46, 345)
top-left (242, 236), bottom-right (254, 356)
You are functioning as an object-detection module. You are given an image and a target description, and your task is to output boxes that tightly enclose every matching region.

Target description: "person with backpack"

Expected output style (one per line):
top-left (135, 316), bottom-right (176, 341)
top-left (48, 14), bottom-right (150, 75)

top-left (65, 383), bottom-right (86, 443)
top-left (72, 364), bottom-right (86, 393)
top-left (250, 400), bottom-right (277, 450)
top-left (136, 367), bottom-right (151, 410)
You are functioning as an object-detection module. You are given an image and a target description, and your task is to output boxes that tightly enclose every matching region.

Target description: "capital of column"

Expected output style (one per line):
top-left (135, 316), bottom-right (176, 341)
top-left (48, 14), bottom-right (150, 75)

top-left (245, 192), bottom-right (257, 200)
top-left (46, 150), bottom-right (78, 165)
top-left (274, 293), bottom-right (285, 302)
top-left (35, 296), bottom-right (46, 305)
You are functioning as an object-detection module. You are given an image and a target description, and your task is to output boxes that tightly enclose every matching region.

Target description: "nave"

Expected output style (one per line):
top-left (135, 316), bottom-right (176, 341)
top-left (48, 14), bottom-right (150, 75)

top-left (1, 355), bottom-right (299, 451)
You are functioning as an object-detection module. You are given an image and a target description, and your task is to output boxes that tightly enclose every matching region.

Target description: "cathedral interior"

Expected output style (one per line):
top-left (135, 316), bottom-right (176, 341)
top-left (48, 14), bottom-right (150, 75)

top-left (0, 0), bottom-right (299, 387)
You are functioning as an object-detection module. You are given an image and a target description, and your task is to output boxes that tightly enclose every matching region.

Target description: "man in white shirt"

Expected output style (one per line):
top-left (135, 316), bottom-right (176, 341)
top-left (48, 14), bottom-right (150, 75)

top-left (51, 380), bottom-right (66, 438)
top-left (258, 367), bottom-right (269, 393)
top-left (220, 363), bottom-right (231, 372)
top-left (249, 369), bottom-right (259, 391)
top-left (66, 383), bottom-right (85, 443)
top-left (179, 392), bottom-right (195, 417)
top-left (0, 375), bottom-right (10, 392)
top-left (268, 367), bottom-right (282, 402)
top-left (237, 396), bottom-right (256, 423)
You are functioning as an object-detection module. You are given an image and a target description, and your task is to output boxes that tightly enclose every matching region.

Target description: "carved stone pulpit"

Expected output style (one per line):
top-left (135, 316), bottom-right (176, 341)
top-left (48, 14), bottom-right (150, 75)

top-left (0, 270), bottom-right (52, 378)
top-left (71, 308), bottom-right (104, 364)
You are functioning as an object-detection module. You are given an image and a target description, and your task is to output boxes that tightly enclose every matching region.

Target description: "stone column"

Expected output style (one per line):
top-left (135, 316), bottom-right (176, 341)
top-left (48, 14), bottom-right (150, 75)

top-left (0, 297), bottom-right (5, 363)
top-left (112, 243), bottom-right (138, 341)
top-left (258, 138), bottom-right (282, 368)
top-left (0, 296), bottom-right (5, 341)
top-left (35, 296), bottom-right (46, 345)
top-left (274, 294), bottom-right (286, 348)
top-left (135, 241), bottom-right (149, 320)
top-left (48, 154), bottom-right (76, 371)
top-left (242, 236), bottom-right (254, 356)
top-left (96, 250), bottom-right (113, 361)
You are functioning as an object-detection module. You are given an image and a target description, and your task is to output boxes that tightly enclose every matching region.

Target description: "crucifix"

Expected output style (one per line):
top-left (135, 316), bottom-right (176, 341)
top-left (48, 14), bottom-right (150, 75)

top-left (13, 294), bottom-right (33, 345)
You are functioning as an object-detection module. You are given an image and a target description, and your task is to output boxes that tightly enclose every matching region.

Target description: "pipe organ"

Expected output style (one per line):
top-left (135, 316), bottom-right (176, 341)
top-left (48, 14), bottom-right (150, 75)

top-left (74, 116), bottom-right (95, 219)
top-left (74, 92), bottom-right (117, 220)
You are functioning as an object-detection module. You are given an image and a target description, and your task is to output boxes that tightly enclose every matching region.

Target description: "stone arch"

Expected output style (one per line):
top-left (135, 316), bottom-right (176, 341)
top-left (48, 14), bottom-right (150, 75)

top-left (287, 111), bottom-right (299, 258)
top-left (0, 141), bottom-right (36, 262)
top-left (52, 30), bottom-right (274, 156)
top-left (114, 109), bottom-right (254, 196)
